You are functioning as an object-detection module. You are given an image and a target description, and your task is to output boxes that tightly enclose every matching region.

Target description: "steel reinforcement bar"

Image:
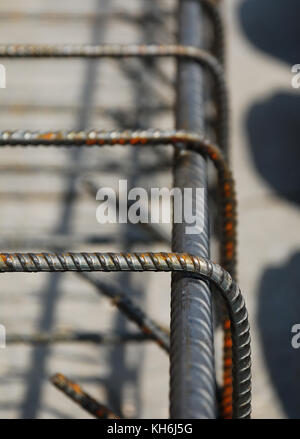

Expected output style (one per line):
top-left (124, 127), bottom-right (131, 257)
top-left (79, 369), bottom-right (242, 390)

top-left (0, 129), bottom-right (236, 277)
top-left (0, 0), bottom-right (250, 420)
top-left (0, 251), bottom-right (250, 418)
top-left (0, 43), bottom-right (228, 151)
top-left (51, 373), bottom-right (119, 419)
top-left (172, 2), bottom-right (216, 418)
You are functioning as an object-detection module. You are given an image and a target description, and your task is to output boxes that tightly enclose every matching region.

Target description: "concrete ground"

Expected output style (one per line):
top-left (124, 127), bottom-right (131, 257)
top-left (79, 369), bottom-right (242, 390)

top-left (0, 0), bottom-right (299, 419)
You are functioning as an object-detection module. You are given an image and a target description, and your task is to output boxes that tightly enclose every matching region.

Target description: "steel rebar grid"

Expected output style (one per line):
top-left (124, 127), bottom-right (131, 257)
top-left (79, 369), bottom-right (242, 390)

top-left (0, 43), bottom-right (227, 151)
top-left (170, 0), bottom-right (216, 418)
top-left (0, 128), bottom-right (237, 277)
top-left (0, 251), bottom-right (251, 418)
top-left (0, 127), bottom-right (243, 415)
top-left (0, 1), bottom-right (251, 419)
top-left (0, 124), bottom-right (250, 417)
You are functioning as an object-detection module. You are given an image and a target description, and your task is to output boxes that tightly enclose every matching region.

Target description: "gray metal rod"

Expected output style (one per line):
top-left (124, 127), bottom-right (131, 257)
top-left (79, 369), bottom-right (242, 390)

top-left (170, 0), bottom-right (217, 418)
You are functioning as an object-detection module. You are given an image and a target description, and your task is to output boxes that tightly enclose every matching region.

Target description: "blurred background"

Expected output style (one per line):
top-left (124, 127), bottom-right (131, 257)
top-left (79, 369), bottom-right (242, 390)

top-left (0, 0), bottom-right (299, 419)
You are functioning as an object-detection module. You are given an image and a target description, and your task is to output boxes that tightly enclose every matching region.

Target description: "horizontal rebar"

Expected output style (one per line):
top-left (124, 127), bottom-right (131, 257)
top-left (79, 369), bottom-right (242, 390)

top-left (6, 331), bottom-right (151, 345)
top-left (0, 251), bottom-right (250, 418)
top-left (0, 10), bottom-right (172, 24)
top-left (51, 373), bottom-right (119, 419)
top-left (0, 43), bottom-right (221, 63)
top-left (0, 128), bottom-right (215, 147)
top-left (0, 128), bottom-right (236, 277)
top-left (0, 44), bottom-right (228, 150)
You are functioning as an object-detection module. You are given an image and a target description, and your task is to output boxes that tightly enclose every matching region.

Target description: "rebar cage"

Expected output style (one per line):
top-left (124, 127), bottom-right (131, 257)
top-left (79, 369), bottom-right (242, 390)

top-left (0, 0), bottom-right (251, 419)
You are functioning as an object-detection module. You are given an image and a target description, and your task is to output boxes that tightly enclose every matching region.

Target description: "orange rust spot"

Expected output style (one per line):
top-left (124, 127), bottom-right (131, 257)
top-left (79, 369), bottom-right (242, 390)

top-left (179, 253), bottom-right (193, 264)
top-left (223, 406), bottom-right (233, 417)
top-left (225, 222), bottom-right (233, 232)
top-left (71, 382), bottom-right (83, 394)
top-left (224, 338), bottom-right (232, 348)
top-left (223, 187), bottom-right (231, 197)
top-left (225, 203), bottom-right (233, 214)
top-left (226, 251), bottom-right (234, 260)
top-left (222, 396), bottom-right (233, 406)
top-left (156, 253), bottom-right (168, 262)
top-left (223, 377), bottom-right (233, 386)
top-left (223, 403), bottom-right (233, 411)
top-left (223, 368), bottom-right (232, 378)
top-left (86, 139), bottom-right (96, 146)
top-left (223, 386), bottom-right (233, 397)
top-left (224, 358), bottom-right (232, 368)
top-left (224, 320), bottom-right (231, 331)
top-left (40, 132), bottom-right (55, 140)
top-left (0, 254), bottom-right (7, 264)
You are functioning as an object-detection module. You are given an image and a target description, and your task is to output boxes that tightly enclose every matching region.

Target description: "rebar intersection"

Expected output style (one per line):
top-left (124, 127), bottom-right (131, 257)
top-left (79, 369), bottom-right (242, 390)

top-left (0, 0), bottom-right (251, 420)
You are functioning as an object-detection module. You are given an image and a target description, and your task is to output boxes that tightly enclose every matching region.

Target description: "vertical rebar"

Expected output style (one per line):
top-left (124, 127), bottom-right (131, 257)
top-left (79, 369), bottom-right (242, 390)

top-left (170, 0), bottom-right (217, 418)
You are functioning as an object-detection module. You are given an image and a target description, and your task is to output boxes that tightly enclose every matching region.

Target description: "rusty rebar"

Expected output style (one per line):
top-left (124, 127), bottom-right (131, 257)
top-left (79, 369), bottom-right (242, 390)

top-left (0, 43), bottom-right (228, 150)
top-left (171, 0), bottom-right (215, 419)
top-left (0, 251), bottom-right (250, 418)
top-left (0, 128), bottom-right (236, 277)
top-left (0, 1), bottom-right (245, 419)
top-left (51, 373), bottom-right (119, 419)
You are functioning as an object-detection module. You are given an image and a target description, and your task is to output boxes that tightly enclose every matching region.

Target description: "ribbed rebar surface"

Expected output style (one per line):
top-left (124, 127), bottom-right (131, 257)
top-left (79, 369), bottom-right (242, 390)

top-left (0, 251), bottom-right (251, 418)
top-left (0, 43), bottom-right (228, 151)
top-left (0, 0), bottom-right (252, 419)
top-left (170, 0), bottom-right (216, 419)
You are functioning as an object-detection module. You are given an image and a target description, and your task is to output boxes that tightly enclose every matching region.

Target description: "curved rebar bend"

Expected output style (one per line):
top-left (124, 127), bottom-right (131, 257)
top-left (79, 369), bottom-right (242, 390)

top-left (0, 128), bottom-right (240, 417)
top-left (0, 128), bottom-right (236, 276)
top-left (0, 251), bottom-right (251, 419)
top-left (0, 43), bottom-right (228, 151)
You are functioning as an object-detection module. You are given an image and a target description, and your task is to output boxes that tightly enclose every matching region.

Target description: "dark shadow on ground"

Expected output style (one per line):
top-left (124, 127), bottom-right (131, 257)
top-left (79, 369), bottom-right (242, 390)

top-left (239, 0), bottom-right (300, 65)
top-left (246, 92), bottom-right (300, 204)
top-left (258, 252), bottom-right (300, 418)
